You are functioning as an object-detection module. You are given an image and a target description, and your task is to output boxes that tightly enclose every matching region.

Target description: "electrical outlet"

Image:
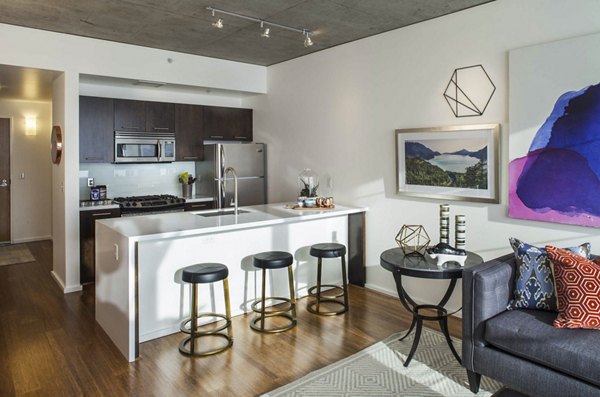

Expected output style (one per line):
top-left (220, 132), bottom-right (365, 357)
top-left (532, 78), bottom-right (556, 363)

top-left (87, 178), bottom-right (94, 187)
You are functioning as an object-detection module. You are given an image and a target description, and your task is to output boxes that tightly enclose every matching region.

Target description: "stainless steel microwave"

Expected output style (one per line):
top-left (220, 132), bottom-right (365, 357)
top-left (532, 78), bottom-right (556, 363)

top-left (114, 131), bottom-right (176, 163)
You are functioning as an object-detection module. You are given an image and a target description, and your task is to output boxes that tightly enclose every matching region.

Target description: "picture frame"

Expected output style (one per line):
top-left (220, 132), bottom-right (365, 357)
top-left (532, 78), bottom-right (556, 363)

top-left (395, 124), bottom-right (500, 203)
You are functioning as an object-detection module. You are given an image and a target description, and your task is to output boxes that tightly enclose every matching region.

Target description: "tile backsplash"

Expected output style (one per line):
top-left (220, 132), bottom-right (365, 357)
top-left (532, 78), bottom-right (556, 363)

top-left (79, 162), bottom-right (196, 199)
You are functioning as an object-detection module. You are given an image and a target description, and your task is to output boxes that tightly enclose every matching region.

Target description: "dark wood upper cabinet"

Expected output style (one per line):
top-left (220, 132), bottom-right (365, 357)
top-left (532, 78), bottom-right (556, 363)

top-left (114, 99), bottom-right (146, 131)
top-left (146, 101), bottom-right (175, 132)
top-left (175, 104), bottom-right (204, 161)
top-left (114, 99), bottom-right (175, 132)
top-left (203, 106), bottom-right (253, 141)
top-left (80, 96), bottom-right (114, 163)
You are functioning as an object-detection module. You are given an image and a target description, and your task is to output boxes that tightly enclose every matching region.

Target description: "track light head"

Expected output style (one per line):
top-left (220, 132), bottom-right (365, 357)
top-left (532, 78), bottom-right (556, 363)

top-left (303, 31), bottom-right (313, 47)
top-left (212, 18), bottom-right (223, 29)
top-left (259, 21), bottom-right (270, 38)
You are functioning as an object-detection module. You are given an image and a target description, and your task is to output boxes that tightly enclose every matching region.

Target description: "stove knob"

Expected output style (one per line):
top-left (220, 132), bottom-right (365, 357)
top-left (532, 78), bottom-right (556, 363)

top-left (125, 202), bottom-right (130, 207)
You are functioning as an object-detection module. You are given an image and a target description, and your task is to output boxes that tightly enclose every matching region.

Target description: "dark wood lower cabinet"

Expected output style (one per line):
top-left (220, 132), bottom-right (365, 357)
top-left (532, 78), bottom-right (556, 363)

top-left (348, 212), bottom-right (366, 287)
top-left (80, 208), bottom-right (120, 284)
top-left (184, 201), bottom-right (215, 211)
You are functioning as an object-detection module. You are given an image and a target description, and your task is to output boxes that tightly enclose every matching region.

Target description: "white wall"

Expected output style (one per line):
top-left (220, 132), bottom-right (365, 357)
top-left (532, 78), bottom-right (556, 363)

top-left (0, 99), bottom-right (52, 242)
top-left (0, 23), bottom-right (267, 293)
top-left (244, 0), bottom-right (600, 313)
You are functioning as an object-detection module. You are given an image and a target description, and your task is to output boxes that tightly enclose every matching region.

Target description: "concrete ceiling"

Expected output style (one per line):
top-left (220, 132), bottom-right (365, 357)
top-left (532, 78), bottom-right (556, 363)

top-left (0, 0), bottom-right (494, 66)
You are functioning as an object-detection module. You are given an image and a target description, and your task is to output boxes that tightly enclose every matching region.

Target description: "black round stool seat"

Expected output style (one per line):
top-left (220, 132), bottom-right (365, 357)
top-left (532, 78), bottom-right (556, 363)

top-left (310, 243), bottom-right (346, 258)
top-left (182, 263), bottom-right (228, 284)
top-left (253, 251), bottom-right (294, 269)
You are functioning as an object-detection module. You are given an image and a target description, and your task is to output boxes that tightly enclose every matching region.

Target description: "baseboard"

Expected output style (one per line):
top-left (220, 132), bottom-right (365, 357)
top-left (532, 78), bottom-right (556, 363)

top-left (365, 283), bottom-right (462, 318)
top-left (50, 271), bottom-right (83, 294)
top-left (365, 283), bottom-right (398, 298)
top-left (11, 235), bottom-right (52, 244)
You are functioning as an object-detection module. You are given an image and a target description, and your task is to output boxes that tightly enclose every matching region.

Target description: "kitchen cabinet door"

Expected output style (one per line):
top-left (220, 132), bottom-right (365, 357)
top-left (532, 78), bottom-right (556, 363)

top-left (146, 101), bottom-right (175, 132)
top-left (80, 96), bottom-right (114, 163)
top-left (79, 208), bottom-right (120, 284)
top-left (114, 99), bottom-right (146, 131)
top-left (175, 104), bottom-right (204, 161)
top-left (203, 106), bottom-right (253, 141)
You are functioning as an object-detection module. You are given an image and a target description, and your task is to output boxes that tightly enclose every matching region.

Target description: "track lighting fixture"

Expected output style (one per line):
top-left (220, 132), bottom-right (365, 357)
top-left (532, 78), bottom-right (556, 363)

top-left (207, 6), bottom-right (313, 46)
top-left (212, 18), bottom-right (223, 29)
top-left (303, 30), bottom-right (313, 47)
top-left (260, 21), bottom-right (270, 38)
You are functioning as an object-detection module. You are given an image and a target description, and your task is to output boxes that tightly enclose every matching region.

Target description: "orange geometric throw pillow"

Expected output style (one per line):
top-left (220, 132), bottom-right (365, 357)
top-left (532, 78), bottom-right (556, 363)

top-left (546, 246), bottom-right (600, 329)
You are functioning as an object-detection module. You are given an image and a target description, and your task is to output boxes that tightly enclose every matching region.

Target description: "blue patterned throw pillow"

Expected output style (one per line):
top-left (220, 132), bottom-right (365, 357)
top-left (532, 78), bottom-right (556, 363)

top-left (507, 238), bottom-right (591, 311)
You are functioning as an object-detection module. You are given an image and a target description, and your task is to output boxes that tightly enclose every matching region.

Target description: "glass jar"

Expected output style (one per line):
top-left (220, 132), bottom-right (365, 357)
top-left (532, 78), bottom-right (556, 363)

top-left (298, 168), bottom-right (319, 197)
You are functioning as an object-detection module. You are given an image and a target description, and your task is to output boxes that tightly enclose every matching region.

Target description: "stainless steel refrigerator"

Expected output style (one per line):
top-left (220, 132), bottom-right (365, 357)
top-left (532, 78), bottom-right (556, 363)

top-left (196, 143), bottom-right (266, 209)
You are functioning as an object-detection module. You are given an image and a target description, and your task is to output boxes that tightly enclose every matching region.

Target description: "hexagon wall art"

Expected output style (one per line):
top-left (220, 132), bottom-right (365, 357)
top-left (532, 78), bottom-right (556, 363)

top-left (443, 65), bottom-right (496, 117)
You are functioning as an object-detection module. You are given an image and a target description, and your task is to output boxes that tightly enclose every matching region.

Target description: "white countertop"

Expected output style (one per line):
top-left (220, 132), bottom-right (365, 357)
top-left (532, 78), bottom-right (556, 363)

top-left (97, 203), bottom-right (366, 241)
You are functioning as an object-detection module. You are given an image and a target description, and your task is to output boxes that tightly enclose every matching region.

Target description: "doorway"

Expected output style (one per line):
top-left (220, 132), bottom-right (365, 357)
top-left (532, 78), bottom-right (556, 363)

top-left (0, 118), bottom-right (10, 244)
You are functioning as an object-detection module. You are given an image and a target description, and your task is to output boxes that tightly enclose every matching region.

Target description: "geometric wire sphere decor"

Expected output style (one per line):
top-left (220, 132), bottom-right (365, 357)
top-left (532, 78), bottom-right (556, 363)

top-left (395, 225), bottom-right (430, 256)
top-left (443, 64), bottom-right (496, 117)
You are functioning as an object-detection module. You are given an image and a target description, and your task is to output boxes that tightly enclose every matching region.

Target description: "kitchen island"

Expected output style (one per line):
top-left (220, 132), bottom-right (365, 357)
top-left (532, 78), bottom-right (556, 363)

top-left (95, 203), bottom-right (366, 361)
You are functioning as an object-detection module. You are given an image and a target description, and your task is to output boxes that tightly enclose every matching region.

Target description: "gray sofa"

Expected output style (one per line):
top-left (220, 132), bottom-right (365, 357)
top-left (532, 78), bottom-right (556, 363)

top-left (462, 253), bottom-right (600, 397)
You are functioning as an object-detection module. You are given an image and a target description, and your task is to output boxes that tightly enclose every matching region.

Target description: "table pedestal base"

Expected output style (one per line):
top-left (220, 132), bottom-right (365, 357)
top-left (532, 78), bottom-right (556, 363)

top-left (401, 304), bottom-right (461, 367)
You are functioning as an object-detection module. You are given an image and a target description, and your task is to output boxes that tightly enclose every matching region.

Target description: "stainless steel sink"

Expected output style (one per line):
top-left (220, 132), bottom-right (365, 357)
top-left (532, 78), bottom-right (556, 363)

top-left (197, 209), bottom-right (251, 217)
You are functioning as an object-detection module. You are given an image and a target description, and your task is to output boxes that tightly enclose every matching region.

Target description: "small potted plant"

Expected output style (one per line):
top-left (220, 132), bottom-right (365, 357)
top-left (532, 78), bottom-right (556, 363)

top-left (178, 172), bottom-right (197, 198)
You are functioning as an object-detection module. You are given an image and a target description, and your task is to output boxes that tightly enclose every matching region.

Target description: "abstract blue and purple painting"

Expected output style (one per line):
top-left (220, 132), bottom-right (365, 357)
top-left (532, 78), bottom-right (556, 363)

top-left (509, 83), bottom-right (600, 228)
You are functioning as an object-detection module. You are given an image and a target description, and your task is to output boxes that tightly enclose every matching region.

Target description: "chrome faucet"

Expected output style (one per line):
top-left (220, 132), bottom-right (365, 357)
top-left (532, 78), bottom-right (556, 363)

top-left (224, 166), bottom-right (238, 216)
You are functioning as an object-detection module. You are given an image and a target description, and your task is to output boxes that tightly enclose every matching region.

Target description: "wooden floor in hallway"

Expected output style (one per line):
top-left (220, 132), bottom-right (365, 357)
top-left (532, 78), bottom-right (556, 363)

top-left (0, 240), bottom-right (462, 397)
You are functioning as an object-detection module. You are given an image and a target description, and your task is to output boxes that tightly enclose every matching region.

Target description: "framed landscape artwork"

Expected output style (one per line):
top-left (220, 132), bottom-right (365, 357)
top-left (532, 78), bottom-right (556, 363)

top-left (509, 32), bottom-right (600, 228)
top-left (395, 124), bottom-right (500, 203)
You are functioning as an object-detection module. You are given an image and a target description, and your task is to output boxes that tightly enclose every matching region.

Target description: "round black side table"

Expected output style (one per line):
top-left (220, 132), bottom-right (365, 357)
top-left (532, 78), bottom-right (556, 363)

top-left (380, 247), bottom-right (483, 367)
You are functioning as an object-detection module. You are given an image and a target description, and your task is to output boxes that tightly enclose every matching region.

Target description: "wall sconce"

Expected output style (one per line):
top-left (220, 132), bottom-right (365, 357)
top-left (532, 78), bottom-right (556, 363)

top-left (25, 117), bottom-right (37, 136)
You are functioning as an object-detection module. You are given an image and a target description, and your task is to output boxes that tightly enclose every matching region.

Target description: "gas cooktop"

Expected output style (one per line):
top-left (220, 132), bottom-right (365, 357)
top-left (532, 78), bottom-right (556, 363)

top-left (113, 194), bottom-right (185, 215)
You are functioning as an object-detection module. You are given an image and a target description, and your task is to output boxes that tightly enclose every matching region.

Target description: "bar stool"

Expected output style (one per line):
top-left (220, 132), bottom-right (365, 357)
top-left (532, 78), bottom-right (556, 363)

top-left (178, 263), bottom-right (233, 356)
top-left (307, 243), bottom-right (349, 316)
top-left (250, 251), bottom-right (297, 333)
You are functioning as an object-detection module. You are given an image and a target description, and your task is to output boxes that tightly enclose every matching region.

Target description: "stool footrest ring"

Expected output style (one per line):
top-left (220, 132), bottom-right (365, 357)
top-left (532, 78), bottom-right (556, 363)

top-left (179, 312), bottom-right (231, 335)
top-left (307, 298), bottom-right (348, 316)
top-left (250, 297), bottom-right (293, 315)
top-left (178, 333), bottom-right (233, 357)
top-left (307, 284), bottom-right (344, 299)
top-left (250, 312), bottom-right (297, 333)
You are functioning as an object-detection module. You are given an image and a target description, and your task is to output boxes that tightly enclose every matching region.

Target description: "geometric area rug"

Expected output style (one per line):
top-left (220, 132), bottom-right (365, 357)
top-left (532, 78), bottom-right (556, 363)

top-left (0, 244), bottom-right (35, 266)
top-left (262, 327), bottom-right (502, 396)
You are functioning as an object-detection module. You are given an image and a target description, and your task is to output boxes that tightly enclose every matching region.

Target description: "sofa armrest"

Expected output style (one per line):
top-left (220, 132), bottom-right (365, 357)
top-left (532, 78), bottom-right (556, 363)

top-left (462, 253), bottom-right (516, 370)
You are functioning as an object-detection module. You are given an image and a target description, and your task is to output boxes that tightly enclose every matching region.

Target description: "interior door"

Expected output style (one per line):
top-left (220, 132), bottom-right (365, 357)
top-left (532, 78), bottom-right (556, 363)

top-left (0, 118), bottom-right (10, 243)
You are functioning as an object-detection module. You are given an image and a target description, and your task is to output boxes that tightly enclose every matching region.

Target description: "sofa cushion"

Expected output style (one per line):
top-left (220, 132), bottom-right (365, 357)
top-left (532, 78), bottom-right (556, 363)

top-left (507, 238), bottom-right (591, 311)
top-left (485, 309), bottom-right (600, 387)
top-left (546, 246), bottom-right (600, 329)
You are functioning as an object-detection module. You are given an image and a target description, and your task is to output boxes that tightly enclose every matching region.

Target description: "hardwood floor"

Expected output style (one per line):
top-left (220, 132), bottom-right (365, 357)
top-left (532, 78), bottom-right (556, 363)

top-left (0, 240), bottom-right (462, 396)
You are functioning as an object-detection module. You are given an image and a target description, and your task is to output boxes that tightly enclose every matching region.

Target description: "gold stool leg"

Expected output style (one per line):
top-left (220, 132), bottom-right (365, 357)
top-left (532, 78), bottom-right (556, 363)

top-left (315, 258), bottom-right (323, 313)
top-left (223, 277), bottom-right (233, 340)
top-left (341, 255), bottom-right (349, 312)
top-left (190, 283), bottom-right (198, 354)
top-left (260, 268), bottom-right (267, 331)
top-left (288, 265), bottom-right (297, 322)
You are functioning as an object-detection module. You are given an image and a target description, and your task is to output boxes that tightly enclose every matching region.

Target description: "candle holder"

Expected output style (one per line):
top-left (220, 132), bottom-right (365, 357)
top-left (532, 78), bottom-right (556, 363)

top-left (439, 204), bottom-right (450, 244)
